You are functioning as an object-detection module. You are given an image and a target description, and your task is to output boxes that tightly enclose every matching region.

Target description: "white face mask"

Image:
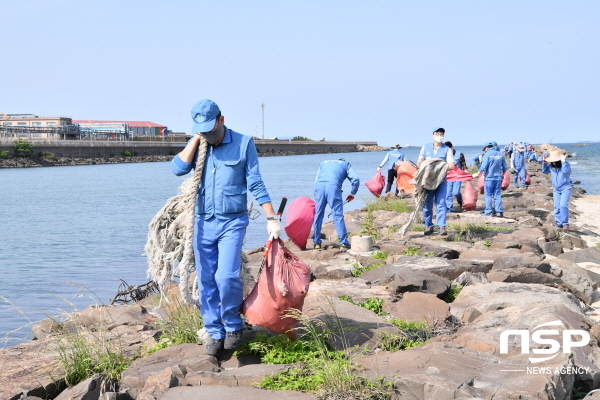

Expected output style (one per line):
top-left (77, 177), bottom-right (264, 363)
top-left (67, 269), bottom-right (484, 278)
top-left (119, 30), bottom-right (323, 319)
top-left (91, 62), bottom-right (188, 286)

top-left (433, 135), bottom-right (444, 143)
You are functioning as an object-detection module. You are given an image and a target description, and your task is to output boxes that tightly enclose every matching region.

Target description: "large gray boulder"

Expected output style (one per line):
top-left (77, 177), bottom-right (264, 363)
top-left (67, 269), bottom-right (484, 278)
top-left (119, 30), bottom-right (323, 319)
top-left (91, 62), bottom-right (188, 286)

top-left (55, 374), bottom-right (116, 400)
top-left (302, 295), bottom-right (397, 351)
top-left (548, 258), bottom-right (598, 305)
top-left (383, 292), bottom-right (450, 325)
top-left (158, 386), bottom-right (318, 400)
top-left (120, 344), bottom-right (219, 392)
top-left (558, 248), bottom-right (600, 264)
top-left (390, 256), bottom-right (492, 281)
top-left (359, 264), bottom-right (450, 298)
top-left (356, 342), bottom-right (575, 400)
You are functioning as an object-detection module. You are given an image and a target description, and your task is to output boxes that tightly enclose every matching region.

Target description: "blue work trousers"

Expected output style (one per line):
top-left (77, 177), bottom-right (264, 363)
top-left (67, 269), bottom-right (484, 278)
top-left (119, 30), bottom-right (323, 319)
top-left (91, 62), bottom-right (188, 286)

top-left (446, 181), bottom-right (462, 212)
top-left (553, 188), bottom-right (572, 226)
top-left (423, 180), bottom-right (448, 228)
top-left (514, 166), bottom-right (527, 187)
top-left (312, 184), bottom-right (349, 245)
top-left (194, 215), bottom-right (248, 339)
top-left (484, 179), bottom-right (503, 215)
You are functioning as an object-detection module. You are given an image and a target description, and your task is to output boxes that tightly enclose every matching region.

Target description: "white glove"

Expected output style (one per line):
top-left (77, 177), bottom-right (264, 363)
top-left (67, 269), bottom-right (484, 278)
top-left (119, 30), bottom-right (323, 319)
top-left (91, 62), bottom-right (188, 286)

top-left (267, 219), bottom-right (282, 239)
top-left (376, 167), bottom-right (381, 172)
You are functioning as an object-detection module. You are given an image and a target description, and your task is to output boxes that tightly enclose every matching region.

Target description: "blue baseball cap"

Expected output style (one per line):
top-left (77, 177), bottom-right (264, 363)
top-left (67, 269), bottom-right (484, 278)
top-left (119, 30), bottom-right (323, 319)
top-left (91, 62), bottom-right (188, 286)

top-left (483, 141), bottom-right (495, 150)
top-left (191, 99), bottom-right (220, 133)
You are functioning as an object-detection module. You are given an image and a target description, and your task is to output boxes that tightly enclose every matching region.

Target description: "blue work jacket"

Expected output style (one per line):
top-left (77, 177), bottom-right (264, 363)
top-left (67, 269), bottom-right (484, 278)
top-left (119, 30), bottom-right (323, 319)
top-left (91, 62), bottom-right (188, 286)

top-left (542, 161), bottom-right (572, 192)
top-left (171, 128), bottom-right (271, 219)
top-left (479, 148), bottom-right (507, 180)
top-left (314, 159), bottom-right (360, 195)
top-left (379, 150), bottom-right (405, 170)
top-left (422, 142), bottom-right (451, 161)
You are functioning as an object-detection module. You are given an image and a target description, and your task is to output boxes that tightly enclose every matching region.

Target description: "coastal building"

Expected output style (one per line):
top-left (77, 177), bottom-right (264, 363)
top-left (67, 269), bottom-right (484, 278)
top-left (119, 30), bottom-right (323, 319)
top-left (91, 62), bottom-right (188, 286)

top-left (0, 114), bottom-right (73, 139)
top-left (73, 120), bottom-right (168, 138)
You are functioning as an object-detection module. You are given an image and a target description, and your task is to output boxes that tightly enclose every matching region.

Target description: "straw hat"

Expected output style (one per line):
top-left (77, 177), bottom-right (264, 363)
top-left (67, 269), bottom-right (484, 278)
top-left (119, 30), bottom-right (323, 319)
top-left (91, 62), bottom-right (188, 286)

top-left (545, 150), bottom-right (562, 162)
top-left (516, 144), bottom-right (526, 151)
top-left (392, 143), bottom-right (402, 149)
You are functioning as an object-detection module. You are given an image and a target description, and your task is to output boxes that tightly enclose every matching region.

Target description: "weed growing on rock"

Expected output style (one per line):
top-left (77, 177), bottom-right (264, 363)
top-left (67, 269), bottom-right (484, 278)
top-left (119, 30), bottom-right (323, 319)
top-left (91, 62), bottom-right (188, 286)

top-left (147, 301), bottom-right (203, 353)
top-left (371, 251), bottom-right (388, 260)
top-left (365, 197), bottom-right (411, 213)
top-left (443, 285), bottom-right (463, 303)
top-left (359, 210), bottom-right (378, 239)
top-left (350, 262), bottom-right (385, 277)
top-left (447, 222), bottom-right (513, 233)
top-left (483, 239), bottom-right (492, 247)
top-left (401, 246), bottom-right (433, 257)
top-left (339, 296), bottom-right (388, 316)
top-left (247, 309), bottom-right (393, 399)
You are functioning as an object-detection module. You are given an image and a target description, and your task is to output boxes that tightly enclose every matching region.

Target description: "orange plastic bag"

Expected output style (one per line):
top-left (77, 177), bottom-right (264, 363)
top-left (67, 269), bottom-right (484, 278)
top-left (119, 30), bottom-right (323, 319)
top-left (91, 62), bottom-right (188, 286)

top-left (242, 239), bottom-right (311, 339)
top-left (462, 181), bottom-right (478, 211)
top-left (284, 196), bottom-right (315, 250)
top-left (501, 171), bottom-right (510, 191)
top-left (395, 161), bottom-right (417, 195)
top-left (365, 171), bottom-right (385, 198)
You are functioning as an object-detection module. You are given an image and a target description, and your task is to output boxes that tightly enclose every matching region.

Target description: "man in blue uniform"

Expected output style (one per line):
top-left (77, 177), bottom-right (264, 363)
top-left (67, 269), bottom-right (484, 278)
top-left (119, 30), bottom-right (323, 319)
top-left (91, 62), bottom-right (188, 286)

top-left (377, 144), bottom-right (405, 197)
top-left (511, 144), bottom-right (528, 188)
top-left (542, 151), bottom-right (572, 229)
top-left (444, 141), bottom-right (463, 213)
top-left (171, 99), bottom-right (281, 356)
top-left (473, 141), bottom-right (507, 217)
top-left (417, 128), bottom-right (455, 236)
top-left (312, 159), bottom-right (360, 249)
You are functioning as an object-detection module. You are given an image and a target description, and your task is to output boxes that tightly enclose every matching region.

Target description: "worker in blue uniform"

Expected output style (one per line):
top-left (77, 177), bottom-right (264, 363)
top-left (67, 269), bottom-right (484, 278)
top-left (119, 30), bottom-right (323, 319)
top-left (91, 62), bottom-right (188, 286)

top-left (444, 141), bottom-right (464, 213)
top-left (471, 152), bottom-right (484, 170)
top-left (511, 144), bottom-right (528, 188)
top-left (417, 128), bottom-right (455, 236)
top-left (171, 99), bottom-right (281, 357)
top-left (542, 150), bottom-right (572, 229)
top-left (312, 159), bottom-right (360, 249)
top-left (473, 141), bottom-right (507, 217)
top-left (377, 144), bottom-right (405, 196)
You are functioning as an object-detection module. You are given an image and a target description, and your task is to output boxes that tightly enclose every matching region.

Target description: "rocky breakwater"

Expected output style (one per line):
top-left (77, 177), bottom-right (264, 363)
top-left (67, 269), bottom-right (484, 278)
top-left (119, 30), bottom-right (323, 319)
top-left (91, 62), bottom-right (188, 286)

top-left (0, 155), bottom-right (173, 168)
top-left (4, 152), bottom-right (600, 399)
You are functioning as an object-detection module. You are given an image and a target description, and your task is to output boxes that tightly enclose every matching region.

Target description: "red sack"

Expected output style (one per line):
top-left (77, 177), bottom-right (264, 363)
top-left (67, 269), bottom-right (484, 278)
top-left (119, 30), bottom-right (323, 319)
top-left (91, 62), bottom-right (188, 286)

top-left (446, 166), bottom-right (474, 182)
top-left (501, 171), bottom-right (510, 191)
top-left (477, 172), bottom-right (485, 195)
top-left (242, 239), bottom-right (311, 340)
top-left (462, 181), bottom-right (478, 211)
top-left (365, 170), bottom-right (385, 198)
top-left (524, 170), bottom-right (531, 186)
top-left (284, 196), bottom-right (315, 250)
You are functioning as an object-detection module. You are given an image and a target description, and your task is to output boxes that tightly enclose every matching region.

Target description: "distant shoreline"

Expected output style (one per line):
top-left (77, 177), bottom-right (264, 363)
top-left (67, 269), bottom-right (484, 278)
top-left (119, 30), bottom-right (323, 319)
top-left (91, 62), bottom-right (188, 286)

top-left (0, 147), bottom-right (386, 168)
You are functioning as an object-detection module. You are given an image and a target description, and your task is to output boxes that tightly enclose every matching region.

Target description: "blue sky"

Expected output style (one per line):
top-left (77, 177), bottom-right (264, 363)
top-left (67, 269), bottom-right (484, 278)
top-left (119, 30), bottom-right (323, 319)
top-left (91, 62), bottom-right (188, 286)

top-left (2, 0), bottom-right (599, 146)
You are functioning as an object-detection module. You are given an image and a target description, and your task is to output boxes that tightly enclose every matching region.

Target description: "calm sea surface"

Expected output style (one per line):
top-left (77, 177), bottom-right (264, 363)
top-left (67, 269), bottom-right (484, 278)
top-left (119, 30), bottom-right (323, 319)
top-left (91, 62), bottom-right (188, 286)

top-left (1, 142), bottom-right (598, 345)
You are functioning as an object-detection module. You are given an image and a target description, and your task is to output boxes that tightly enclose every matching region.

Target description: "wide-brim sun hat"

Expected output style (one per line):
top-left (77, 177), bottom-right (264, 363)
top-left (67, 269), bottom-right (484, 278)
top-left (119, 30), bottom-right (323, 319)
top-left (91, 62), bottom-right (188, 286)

top-left (516, 145), bottom-right (526, 151)
top-left (392, 143), bottom-right (402, 149)
top-left (545, 150), bottom-right (562, 162)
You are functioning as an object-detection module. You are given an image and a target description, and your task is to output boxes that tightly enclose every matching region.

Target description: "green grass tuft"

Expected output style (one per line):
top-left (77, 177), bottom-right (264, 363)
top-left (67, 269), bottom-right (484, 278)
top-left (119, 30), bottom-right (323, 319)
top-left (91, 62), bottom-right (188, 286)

top-left (443, 285), bottom-right (464, 303)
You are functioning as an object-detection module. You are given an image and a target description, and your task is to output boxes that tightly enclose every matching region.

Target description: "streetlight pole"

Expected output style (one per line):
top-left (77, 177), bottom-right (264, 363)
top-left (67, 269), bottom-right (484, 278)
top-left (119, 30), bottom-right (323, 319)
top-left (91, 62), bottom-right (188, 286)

top-left (261, 102), bottom-right (265, 140)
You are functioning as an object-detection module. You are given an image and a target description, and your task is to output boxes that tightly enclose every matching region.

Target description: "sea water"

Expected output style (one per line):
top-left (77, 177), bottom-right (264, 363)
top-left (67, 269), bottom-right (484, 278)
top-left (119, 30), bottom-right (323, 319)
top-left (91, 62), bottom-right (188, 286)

top-left (1, 142), bottom-right (598, 345)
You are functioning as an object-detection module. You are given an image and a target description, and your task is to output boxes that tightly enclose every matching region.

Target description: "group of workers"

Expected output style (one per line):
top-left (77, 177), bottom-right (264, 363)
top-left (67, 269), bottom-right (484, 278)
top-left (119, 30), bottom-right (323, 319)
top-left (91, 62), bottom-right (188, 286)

top-left (171, 99), bottom-right (573, 357)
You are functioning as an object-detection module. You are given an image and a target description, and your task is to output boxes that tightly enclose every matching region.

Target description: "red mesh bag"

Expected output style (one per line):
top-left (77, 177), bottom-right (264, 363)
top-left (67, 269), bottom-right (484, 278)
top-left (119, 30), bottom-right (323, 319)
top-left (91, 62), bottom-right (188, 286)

top-left (477, 172), bottom-right (485, 195)
top-left (524, 170), bottom-right (531, 186)
top-left (462, 181), bottom-right (478, 211)
top-left (501, 171), bottom-right (510, 191)
top-left (242, 239), bottom-right (311, 339)
top-left (365, 170), bottom-right (385, 198)
top-left (284, 196), bottom-right (315, 250)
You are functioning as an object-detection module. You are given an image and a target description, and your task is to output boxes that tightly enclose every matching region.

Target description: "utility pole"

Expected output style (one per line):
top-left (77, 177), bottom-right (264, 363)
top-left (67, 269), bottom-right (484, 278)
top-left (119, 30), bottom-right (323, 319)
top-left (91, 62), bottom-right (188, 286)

top-left (261, 102), bottom-right (265, 140)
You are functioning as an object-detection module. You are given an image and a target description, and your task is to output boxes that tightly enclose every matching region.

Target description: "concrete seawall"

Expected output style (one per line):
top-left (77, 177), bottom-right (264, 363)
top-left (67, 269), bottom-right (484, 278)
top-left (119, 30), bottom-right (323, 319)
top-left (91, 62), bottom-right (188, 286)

top-left (0, 139), bottom-right (379, 158)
